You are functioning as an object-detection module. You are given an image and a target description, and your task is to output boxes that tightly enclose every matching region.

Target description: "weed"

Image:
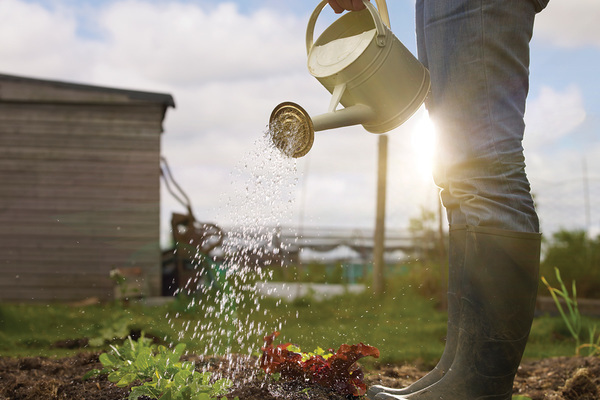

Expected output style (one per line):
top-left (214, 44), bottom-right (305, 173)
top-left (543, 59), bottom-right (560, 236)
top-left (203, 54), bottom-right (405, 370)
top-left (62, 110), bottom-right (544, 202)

top-left (542, 267), bottom-right (600, 356)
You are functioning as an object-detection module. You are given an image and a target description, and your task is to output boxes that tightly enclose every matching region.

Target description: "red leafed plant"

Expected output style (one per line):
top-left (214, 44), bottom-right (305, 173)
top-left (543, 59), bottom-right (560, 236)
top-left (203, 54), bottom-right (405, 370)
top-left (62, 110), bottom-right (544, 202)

top-left (259, 331), bottom-right (380, 397)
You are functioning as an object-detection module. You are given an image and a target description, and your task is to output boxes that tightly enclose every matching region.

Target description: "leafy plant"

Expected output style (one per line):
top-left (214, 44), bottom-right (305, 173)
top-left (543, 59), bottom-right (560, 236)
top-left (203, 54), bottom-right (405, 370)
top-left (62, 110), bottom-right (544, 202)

top-left (88, 315), bottom-right (132, 347)
top-left (542, 267), bottom-right (600, 356)
top-left (260, 331), bottom-right (380, 397)
top-left (84, 335), bottom-right (236, 400)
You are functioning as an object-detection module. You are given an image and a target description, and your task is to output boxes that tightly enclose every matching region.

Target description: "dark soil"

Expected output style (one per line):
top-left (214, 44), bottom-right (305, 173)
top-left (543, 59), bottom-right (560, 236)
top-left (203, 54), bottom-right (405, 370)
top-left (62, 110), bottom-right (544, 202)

top-left (1, 352), bottom-right (599, 400)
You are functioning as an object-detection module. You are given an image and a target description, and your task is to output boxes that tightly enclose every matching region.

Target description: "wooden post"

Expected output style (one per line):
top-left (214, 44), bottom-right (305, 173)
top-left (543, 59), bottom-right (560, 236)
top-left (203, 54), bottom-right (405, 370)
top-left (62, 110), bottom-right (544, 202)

top-left (437, 191), bottom-right (448, 309)
top-left (371, 0), bottom-right (391, 297)
top-left (373, 135), bottom-right (388, 295)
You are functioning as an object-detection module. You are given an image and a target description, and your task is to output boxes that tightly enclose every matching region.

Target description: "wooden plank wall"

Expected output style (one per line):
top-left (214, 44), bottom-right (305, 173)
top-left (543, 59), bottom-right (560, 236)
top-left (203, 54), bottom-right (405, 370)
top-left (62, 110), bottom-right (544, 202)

top-left (0, 94), bottom-right (167, 301)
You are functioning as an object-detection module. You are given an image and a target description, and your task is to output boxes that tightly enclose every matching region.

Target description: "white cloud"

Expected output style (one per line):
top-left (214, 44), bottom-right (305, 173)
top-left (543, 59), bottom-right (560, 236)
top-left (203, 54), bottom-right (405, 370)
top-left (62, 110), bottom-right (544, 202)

top-left (522, 84), bottom-right (594, 233)
top-left (524, 85), bottom-right (586, 149)
top-left (0, 0), bottom-right (100, 80)
top-left (535, 0), bottom-right (600, 48)
top-left (96, 0), bottom-right (306, 86)
top-left (526, 142), bottom-right (600, 234)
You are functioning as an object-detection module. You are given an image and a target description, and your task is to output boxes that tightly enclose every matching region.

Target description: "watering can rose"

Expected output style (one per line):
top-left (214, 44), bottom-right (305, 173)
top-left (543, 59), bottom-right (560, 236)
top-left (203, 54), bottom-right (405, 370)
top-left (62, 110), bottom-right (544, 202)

top-left (260, 331), bottom-right (380, 396)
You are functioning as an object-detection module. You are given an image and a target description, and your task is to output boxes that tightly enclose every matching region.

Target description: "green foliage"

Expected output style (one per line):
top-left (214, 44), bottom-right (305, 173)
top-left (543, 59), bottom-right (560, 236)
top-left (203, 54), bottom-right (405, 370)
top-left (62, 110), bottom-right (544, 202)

top-left (541, 229), bottom-right (600, 298)
top-left (408, 207), bottom-right (437, 238)
top-left (84, 336), bottom-right (236, 400)
top-left (408, 206), bottom-right (446, 263)
top-left (88, 315), bottom-right (132, 347)
top-left (542, 267), bottom-right (600, 356)
top-left (542, 268), bottom-right (582, 348)
top-left (286, 344), bottom-right (333, 362)
top-left (402, 260), bottom-right (445, 304)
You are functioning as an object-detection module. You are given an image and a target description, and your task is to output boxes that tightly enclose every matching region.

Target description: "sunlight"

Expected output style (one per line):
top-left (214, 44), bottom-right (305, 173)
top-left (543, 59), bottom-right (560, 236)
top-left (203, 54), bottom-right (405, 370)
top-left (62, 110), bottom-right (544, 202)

top-left (410, 111), bottom-right (437, 180)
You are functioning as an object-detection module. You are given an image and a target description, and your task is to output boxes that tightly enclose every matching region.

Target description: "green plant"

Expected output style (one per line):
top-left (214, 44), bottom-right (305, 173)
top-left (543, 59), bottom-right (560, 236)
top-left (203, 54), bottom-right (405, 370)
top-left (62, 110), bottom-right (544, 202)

top-left (542, 267), bottom-right (600, 356)
top-left (88, 315), bottom-right (131, 347)
top-left (260, 331), bottom-right (380, 396)
top-left (577, 324), bottom-right (600, 357)
top-left (85, 335), bottom-right (237, 400)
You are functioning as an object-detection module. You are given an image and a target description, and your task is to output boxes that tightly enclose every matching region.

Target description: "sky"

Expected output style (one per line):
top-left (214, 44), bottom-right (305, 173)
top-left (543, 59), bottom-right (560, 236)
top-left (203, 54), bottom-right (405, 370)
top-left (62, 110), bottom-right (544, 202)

top-left (1, 0), bottom-right (599, 247)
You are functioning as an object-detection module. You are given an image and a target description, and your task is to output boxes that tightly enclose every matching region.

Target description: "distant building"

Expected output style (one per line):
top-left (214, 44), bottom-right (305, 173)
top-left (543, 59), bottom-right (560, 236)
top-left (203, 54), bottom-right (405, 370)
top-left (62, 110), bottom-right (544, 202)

top-left (0, 73), bottom-right (174, 302)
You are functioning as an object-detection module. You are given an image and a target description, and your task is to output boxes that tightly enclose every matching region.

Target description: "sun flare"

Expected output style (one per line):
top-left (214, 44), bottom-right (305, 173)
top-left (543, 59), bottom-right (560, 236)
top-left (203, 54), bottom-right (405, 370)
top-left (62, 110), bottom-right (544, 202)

top-left (410, 112), bottom-right (437, 180)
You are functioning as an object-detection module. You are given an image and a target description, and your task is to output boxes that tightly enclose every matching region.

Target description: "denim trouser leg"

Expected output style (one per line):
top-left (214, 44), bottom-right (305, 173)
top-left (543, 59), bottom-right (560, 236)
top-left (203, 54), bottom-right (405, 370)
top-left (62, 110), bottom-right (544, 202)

top-left (416, 0), bottom-right (540, 233)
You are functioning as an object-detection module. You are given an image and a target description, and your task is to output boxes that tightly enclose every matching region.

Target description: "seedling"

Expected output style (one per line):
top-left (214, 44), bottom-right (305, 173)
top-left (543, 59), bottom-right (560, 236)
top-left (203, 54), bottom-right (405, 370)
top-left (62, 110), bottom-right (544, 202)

top-left (260, 331), bottom-right (380, 397)
top-left (84, 335), bottom-right (237, 400)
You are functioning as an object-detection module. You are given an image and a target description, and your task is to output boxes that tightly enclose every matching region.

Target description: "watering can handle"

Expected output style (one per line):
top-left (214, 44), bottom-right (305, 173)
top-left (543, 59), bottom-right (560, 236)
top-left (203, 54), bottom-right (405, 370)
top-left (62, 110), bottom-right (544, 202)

top-left (306, 0), bottom-right (387, 55)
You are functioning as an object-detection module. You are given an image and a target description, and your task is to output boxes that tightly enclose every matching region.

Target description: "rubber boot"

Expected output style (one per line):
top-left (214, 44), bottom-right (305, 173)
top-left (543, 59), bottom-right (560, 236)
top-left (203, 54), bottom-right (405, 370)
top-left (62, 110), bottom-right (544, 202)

top-left (374, 226), bottom-right (541, 400)
top-left (368, 226), bottom-right (467, 398)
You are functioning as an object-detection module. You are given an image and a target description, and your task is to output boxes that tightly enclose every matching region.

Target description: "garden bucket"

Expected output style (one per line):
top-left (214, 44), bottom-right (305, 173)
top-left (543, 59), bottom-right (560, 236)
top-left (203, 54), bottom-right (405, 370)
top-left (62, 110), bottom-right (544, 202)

top-left (269, 0), bottom-right (430, 158)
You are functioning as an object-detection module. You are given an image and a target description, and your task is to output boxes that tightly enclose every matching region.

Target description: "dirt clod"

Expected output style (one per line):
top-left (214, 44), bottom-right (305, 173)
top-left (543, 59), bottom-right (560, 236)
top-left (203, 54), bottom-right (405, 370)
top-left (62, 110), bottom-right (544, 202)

top-left (562, 368), bottom-right (598, 400)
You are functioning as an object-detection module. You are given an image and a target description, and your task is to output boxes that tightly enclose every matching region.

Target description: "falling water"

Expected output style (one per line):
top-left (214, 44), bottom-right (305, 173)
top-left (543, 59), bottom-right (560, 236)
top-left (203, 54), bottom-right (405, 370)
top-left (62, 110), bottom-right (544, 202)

top-left (165, 131), bottom-right (299, 382)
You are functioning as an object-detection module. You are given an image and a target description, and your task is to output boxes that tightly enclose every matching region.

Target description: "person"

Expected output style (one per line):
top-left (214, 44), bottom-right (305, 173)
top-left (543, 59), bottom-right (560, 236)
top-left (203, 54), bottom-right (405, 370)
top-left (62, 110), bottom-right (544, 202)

top-left (327, 0), bottom-right (549, 399)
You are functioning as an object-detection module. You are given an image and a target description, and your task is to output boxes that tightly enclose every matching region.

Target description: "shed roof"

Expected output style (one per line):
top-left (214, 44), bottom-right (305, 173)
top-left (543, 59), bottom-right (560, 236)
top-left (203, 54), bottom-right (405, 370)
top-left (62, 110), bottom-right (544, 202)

top-left (0, 73), bottom-right (175, 108)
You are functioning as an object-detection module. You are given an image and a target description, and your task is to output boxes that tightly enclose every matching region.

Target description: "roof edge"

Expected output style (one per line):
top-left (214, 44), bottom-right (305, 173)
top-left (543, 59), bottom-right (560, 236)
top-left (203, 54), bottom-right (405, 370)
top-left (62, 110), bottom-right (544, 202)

top-left (0, 73), bottom-right (175, 108)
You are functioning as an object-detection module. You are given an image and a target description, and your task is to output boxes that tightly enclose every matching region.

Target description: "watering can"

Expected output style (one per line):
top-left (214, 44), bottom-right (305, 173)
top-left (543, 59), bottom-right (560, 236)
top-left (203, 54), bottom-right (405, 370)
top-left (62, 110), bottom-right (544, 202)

top-left (269, 0), bottom-right (430, 158)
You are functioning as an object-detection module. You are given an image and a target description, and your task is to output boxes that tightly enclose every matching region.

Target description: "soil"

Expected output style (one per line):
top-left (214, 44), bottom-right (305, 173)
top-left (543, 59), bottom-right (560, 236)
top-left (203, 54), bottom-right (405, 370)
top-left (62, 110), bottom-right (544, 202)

top-left (1, 352), bottom-right (599, 400)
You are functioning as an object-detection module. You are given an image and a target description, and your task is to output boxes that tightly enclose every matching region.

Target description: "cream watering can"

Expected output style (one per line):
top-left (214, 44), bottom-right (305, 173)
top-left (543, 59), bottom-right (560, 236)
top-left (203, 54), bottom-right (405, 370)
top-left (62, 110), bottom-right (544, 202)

top-left (269, 0), bottom-right (430, 158)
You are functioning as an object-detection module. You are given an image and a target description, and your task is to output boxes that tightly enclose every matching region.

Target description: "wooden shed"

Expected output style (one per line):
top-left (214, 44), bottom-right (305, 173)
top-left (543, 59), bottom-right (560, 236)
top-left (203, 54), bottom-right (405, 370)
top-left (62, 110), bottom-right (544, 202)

top-left (0, 73), bottom-right (175, 302)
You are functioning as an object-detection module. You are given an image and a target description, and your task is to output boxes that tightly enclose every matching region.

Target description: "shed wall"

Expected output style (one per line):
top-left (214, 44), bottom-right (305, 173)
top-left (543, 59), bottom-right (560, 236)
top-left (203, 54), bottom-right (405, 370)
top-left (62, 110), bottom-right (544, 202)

top-left (0, 94), bottom-right (167, 301)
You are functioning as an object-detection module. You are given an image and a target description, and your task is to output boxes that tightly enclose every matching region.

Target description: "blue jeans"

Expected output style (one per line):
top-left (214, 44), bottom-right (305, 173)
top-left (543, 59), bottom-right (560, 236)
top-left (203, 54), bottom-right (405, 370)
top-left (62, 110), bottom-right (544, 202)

top-left (416, 0), bottom-right (544, 233)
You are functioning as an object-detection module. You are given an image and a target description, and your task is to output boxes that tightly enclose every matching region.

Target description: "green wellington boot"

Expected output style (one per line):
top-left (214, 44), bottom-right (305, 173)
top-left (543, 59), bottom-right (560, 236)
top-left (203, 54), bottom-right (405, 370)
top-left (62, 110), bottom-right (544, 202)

top-left (368, 226), bottom-right (467, 398)
top-left (373, 226), bottom-right (541, 400)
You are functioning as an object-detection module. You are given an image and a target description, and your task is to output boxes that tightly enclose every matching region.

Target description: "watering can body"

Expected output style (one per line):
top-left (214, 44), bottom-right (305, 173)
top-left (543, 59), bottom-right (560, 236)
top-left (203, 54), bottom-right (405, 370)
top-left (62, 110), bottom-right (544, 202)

top-left (269, 0), bottom-right (430, 158)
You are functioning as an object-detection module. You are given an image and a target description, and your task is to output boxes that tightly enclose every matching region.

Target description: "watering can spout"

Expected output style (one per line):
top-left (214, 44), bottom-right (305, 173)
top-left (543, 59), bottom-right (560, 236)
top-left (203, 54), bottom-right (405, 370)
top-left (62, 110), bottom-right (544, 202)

top-left (313, 104), bottom-right (375, 132)
top-left (268, 102), bottom-right (375, 158)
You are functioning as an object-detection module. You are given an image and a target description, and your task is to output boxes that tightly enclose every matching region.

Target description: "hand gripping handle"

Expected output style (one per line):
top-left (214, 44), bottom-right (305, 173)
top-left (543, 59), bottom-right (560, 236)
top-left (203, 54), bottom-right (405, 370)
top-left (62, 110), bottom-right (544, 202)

top-left (305, 0), bottom-right (387, 55)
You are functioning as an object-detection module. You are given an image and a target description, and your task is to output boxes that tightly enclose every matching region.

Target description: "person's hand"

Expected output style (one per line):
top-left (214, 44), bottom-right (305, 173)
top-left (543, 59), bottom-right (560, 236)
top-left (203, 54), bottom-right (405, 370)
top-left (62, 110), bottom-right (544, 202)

top-left (327, 0), bottom-right (369, 14)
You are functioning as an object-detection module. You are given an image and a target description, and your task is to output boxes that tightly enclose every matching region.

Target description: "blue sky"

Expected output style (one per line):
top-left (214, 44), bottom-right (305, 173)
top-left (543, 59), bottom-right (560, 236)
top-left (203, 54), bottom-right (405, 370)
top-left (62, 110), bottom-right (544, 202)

top-left (2, 0), bottom-right (599, 245)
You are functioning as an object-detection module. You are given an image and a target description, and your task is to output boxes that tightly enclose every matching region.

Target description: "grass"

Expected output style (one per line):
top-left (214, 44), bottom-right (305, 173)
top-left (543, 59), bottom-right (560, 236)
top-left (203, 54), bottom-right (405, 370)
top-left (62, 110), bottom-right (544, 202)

top-left (1, 280), bottom-right (598, 368)
top-left (0, 302), bottom-right (172, 358)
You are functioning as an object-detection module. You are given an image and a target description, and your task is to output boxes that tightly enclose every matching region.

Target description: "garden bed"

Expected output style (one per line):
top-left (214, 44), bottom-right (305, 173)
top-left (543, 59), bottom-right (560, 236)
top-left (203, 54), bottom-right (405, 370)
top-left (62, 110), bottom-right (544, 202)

top-left (1, 353), bottom-right (599, 400)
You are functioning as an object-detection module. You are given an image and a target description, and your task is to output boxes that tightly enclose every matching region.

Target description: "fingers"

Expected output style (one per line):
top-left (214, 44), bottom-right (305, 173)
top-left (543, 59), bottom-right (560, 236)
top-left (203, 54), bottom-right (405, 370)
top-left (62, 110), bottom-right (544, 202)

top-left (327, 0), bottom-right (368, 14)
top-left (328, 0), bottom-right (345, 13)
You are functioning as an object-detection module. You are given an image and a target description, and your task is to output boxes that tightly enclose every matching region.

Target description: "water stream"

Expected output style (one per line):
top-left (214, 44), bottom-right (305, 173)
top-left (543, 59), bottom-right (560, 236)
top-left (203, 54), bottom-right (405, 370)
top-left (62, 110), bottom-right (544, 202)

top-left (165, 132), bottom-right (300, 380)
